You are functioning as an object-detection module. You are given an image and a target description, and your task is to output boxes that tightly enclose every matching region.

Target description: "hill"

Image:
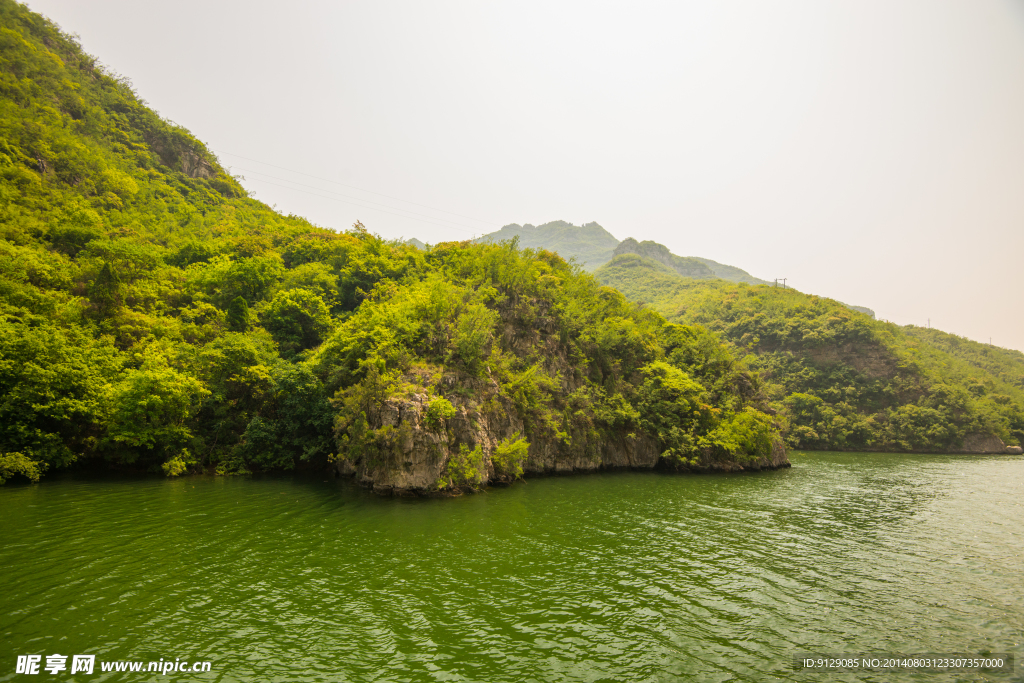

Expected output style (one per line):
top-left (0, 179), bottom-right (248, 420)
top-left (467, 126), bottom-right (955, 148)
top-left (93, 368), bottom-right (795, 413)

top-left (0, 1), bottom-right (786, 488)
top-left (476, 221), bottom-right (618, 270)
top-left (613, 238), bottom-right (716, 279)
top-left (595, 253), bottom-right (1024, 453)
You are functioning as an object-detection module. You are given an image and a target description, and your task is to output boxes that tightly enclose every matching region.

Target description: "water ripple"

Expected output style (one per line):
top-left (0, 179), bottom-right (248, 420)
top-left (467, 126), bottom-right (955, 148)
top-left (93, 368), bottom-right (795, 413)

top-left (1, 454), bottom-right (1022, 682)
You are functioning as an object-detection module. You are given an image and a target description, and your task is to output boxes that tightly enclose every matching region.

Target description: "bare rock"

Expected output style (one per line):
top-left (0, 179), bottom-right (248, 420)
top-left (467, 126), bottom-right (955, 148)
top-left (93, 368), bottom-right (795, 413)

top-left (336, 374), bottom-right (791, 495)
top-left (954, 434), bottom-right (1008, 454)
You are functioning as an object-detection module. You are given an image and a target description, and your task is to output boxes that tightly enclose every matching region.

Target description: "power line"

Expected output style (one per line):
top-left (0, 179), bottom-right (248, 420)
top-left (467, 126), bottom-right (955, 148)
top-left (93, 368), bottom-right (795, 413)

top-left (233, 166), bottom-right (488, 233)
top-left (212, 149), bottom-right (498, 226)
top-left (241, 176), bottom-right (479, 234)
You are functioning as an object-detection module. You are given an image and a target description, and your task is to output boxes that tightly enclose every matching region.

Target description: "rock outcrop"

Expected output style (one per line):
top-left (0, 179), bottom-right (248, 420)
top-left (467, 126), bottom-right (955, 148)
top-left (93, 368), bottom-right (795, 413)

top-left (954, 433), bottom-right (1010, 454)
top-left (144, 130), bottom-right (216, 179)
top-left (336, 387), bottom-right (790, 496)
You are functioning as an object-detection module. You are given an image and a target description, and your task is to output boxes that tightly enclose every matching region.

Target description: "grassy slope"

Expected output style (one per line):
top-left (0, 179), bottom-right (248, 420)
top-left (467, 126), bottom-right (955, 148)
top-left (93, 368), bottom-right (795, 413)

top-left (596, 253), bottom-right (1024, 451)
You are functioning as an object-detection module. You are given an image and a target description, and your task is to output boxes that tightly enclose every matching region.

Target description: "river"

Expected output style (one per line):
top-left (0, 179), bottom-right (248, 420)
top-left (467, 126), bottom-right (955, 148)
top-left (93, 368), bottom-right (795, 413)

top-left (1, 452), bottom-right (1021, 682)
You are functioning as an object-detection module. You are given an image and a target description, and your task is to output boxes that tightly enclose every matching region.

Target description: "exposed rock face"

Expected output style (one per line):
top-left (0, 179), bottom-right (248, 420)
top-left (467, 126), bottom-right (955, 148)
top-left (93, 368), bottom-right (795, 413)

top-left (950, 434), bottom-right (1024, 455)
top-left (954, 433), bottom-right (1008, 454)
top-left (144, 131), bottom-right (216, 179)
top-left (178, 149), bottom-right (215, 179)
top-left (803, 342), bottom-right (896, 380)
top-left (336, 388), bottom-right (790, 496)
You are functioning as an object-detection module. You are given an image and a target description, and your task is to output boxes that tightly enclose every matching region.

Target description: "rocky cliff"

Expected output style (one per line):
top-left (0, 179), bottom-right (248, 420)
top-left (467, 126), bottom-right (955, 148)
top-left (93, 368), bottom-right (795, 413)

top-left (335, 376), bottom-right (790, 496)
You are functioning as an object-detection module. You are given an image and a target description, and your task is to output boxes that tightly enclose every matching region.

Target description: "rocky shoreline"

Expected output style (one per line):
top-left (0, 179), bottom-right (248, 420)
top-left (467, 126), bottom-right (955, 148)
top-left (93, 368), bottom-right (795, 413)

top-left (335, 392), bottom-right (792, 497)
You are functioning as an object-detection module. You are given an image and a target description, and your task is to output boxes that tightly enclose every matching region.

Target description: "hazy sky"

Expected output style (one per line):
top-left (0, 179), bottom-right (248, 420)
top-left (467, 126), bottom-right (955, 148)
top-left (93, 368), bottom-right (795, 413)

top-left (25, 0), bottom-right (1024, 350)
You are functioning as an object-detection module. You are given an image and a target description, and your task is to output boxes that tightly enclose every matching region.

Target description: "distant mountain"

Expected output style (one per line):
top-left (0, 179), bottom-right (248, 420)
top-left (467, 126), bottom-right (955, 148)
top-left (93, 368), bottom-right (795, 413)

top-left (476, 221), bottom-right (619, 270)
top-left (405, 237), bottom-right (427, 250)
top-left (473, 221), bottom-right (771, 287)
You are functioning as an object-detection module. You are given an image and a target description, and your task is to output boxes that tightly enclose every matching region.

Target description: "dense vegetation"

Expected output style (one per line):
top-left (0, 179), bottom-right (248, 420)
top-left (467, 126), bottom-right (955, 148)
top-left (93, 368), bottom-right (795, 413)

top-left (596, 253), bottom-right (1024, 452)
top-left (0, 2), bottom-right (783, 486)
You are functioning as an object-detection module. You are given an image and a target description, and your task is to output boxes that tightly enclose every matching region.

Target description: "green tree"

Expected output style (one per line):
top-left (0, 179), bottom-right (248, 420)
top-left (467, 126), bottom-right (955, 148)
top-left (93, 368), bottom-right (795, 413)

top-left (261, 288), bottom-right (332, 357)
top-left (0, 452), bottom-right (43, 484)
top-left (226, 296), bottom-right (250, 332)
top-left (103, 350), bottom-right (209, 468)
top-left (89, 262), bottom-right (122, 318)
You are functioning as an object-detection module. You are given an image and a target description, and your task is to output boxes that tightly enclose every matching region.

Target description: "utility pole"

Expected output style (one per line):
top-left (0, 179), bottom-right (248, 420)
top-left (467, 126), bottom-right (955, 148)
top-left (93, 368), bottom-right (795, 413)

top-left (927, 318), bottom-right (930, 329)
top-left (774, 278), bottom-right (787, 289)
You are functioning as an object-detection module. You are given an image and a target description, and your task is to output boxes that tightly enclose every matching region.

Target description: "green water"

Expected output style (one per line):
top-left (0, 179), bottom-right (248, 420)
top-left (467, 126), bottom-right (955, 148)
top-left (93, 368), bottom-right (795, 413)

top-left (1, 453), bottom-right (1021, 682)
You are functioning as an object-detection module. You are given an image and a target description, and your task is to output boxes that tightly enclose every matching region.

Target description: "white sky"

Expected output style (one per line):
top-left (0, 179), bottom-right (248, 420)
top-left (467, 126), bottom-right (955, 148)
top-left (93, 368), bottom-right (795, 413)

top-left (25, 0), bottom-right (1024, 351)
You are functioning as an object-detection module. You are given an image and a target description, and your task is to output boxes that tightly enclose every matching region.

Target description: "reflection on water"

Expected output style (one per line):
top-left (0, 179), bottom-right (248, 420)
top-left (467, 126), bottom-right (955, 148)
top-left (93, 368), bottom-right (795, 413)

top-left (1, 452), bottom-right (1021, 682)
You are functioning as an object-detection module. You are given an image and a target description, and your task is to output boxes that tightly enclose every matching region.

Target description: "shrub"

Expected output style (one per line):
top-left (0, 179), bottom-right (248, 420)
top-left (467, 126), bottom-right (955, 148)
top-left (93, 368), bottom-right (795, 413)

top-left (161, 449), bottom-right (195, 477)
top-left (0, 452), bottom-right (43, 484)
top-left (261, 288), bottom-right (332, 356)
top-left (441, 444), bottom-right (486, 490)
top-left (491, 435), bottom-right (529, 480)
top-left (424, 397), bottom-right (456, 430)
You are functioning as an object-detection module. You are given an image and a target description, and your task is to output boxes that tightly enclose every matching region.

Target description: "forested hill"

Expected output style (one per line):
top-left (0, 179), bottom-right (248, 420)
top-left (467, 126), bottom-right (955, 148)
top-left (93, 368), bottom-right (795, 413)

top-left (0, 1), bottom-right (787, 488)
top-left (596, 253), bottom-right (1024, 453)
